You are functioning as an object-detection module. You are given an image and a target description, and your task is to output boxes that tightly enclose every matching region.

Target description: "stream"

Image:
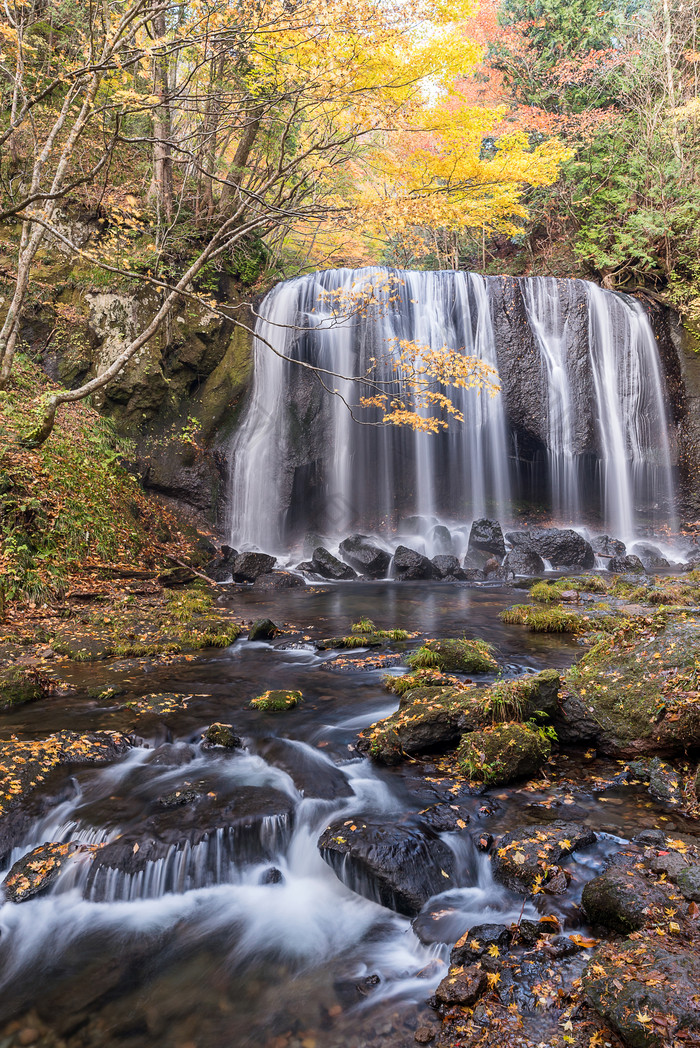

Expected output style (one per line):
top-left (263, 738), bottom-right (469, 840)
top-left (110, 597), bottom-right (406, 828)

top-left (0, 582), bottom-right (692, 1048)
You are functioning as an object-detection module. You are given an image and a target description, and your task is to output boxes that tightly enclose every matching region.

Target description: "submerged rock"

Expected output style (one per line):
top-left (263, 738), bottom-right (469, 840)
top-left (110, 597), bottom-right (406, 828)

top-left (450, 923), bottom-right (512, 966)
top-left (430, 524), bottom-right (454, 555)
top-left (457, 722), bottom-right (551, 786)
top-left (317, 816), bottom-right (458, 916)
top-left (505, 527), bottom-right (595, 569)
top-left (393, 545), bottom-right (437, 580)
top-left (232, 551), bottom-right (277, 581)
top-left (339, 535), bottom-right (391, 578)
top-left (311, 546), bottom-right (357, 580)
top-left (491, 822), bottom-right (596, 893)
top-left (468, 518), bottom-right (506, 558)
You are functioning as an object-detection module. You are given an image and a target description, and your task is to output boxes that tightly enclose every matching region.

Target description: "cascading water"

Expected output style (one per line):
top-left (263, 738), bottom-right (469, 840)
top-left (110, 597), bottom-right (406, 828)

top-left (228, 266), bottom-right (676, 548)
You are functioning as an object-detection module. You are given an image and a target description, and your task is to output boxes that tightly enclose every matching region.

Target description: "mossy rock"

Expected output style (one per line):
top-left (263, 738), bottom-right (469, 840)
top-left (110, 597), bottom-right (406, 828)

top-left (317, 627), bottom-right (410, 650)
top-left (384, 669), bottom-right (461, 696)
top-left (407, 638), bottom-right (497, 674)
top-left (500, 603), bottom-right (590, 633)
top-left (481, 669), bottom-right (560, 722)
top-left (357, 687), bottom-right (486, 764)
top-left (457, 722), bottom-right (551, 785)
top-left (202, 722), bottom-right (242, 748)
top-left (0, 667), bottom-right (47, 710)
top-left (250, 689), bottom-right (302, 712)
top-left (561, 617), bottom-right (700, 756)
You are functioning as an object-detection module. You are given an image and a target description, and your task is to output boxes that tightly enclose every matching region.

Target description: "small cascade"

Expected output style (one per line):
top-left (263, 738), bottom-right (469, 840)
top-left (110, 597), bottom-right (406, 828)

top-left (228, 267), bottom-right (677, 549)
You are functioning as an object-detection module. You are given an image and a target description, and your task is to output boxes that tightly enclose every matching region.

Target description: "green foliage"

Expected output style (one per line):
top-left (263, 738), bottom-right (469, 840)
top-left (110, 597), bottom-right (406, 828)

top-left (407, 637), bottom-right (498, 673)
top-left (250, 689), bottom-right (302, 711)
top-left (165, 588), bottom-right (214, 622)
top-left (406, 646), bottom-right (444, 669)
top-left (500, 603), bottom-right (584, 633)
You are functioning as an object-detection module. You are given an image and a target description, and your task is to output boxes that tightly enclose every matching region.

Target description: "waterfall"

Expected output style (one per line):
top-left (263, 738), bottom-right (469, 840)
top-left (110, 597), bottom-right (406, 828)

top-left (228, 268), bottom-right (676, 550)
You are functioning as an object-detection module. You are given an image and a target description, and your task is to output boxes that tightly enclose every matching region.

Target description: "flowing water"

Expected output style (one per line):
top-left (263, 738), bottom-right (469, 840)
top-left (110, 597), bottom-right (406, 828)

top-left (228, 268), bottom-right (677, 552)
top-left (0, 583), bottom-right (691, 1048)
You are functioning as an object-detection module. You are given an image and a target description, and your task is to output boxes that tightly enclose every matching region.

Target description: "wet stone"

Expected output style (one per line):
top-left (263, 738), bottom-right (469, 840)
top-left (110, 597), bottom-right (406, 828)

top-left (158, 787), bottom-right (201, 809)
top-left (450, 923), bottom-right (512, 966)
top-left (491, 822), bottom-right (596, 894)
top-left (434, 964), bottom-right (488, 1007)
top-left (677, 864), bottom-right (700, 901)
top-left (3, 842), bottom-right (84, 902)
top-left (318, 816), bottom-right (458, 917)
top-left (248, 618), bottom-right (279, 641)
top-left (202, 722), bottom-right (242, 748)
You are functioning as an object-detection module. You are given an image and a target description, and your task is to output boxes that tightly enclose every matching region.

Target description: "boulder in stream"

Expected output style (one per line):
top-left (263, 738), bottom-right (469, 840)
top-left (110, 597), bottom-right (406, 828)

top-left (204, 545), bottom-right (238, 581)
top-left (505, 527), bottom-right (595, 569)
top-left (252, 570), bottom-right (304, 590)
top-left (232, 551), bottom-right (277, 581)
top-left (431, 554), bottom-right (464, 579)
top-left (607, 553), bottom-right (645, 574)
top-left (491, 821), bottom-right (596, 893)
top-left (630, 542), bottom-right (670, 569)
top-left (3, 841), bottom-right (85, 902)
top-left (318, 815), bottom-right (458, 916)
top-left (468, 518), bottom-right (506, 558)
top-left (338, 535), bottom-right (391, 578)
top-left (457, 722), bottom-right (551, 786)
top-left (247, 618), bottom-right (279, 641)
top-left (392, 545), bottom-right (437, 580)
top-left (591, 535), bottom-right (626, 558)
top-left (311, 546), bottom-right (357, 580)
top-left (502, 549), bottom-right (545, 576)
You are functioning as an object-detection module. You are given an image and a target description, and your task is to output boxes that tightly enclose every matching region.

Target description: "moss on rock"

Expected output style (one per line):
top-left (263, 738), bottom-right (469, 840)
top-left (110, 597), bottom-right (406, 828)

top-left (250, 689), bottom-right (302, 712)
top-left (407, 638), bottom-right (498, 674)
top-left (457, 722), bottom-right (551, 785)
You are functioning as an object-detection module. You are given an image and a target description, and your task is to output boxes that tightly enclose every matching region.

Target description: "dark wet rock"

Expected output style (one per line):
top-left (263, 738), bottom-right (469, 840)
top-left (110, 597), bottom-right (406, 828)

top-left (260, 866), bottom-right (284, 884)
top-left (3, 842), bottom-right (84, 902)
top-left (457, 721), bottom-right (551, 786)
top-left (505, 527), bottom-right (595, 569)
top-left (450, 923), bottom-right (512, 966)
top-left (468, 518), bottom-right (506, 558)
top-left (581, 864), bottom-right (670, 933)
top-left (517, 916), bottom-right (560, 944)
top-left (463, 549), bottom-right (489, 571)
top-left (89, 785), bottom-right (295, 891)
top-left (294, 560), bottom-right (320, 575)
top-left (158, 787), bottom-right (201, 809)
top-left (311, 546), bottom-right (357, 580)
top-left (150, 742), bottom-right (196, 767)
top-left (491, 822), bottom-right (596, 894)
top-left (430, 525), bottom-right (454, 555)
top-left (546, 935), bottom-right (582, 960)
top-left (247, 618), bottom-right (278, 641)
top-left (591, 535), bottom-right (626, 558)
top-left (252, 737), bottom-right (353, 800)
top-left (434, 964), bottom-right (488, 1007)
top-left (414, 1026), bottom-right (437, 1044)
top-left (628, 757), bottom-right (682, 804)
top-left (647, 850), bottom-right (690, 880)
top-left (318, 817), bottom-right (458, 916)
top-left (393, 545), bottom-right (437, 581)
top-left (232, 551), bottom-right (277, 582)
top-left (252, 570), bottom-right (304, 590)
top-left (418, 802), bottom-right (471, 832)
top-left (476, 832), bottom-right (493, 852)
top-left (339, 535), bottom-right (391, 578)
top-left (202, 722), bottom-right (242, 748)
top-left (677, 865), bottom-right (700, 901)
top-left (631, 542), bottom-right (670, 569)
top-left (204, 545), bottom-right (238, 581)
top-left (584, 937), bottom-right (700, 1048)
top-left (607, 553), bottom-right (645, 574)
top-left (502, 549), bottom-right (545, 576)
top-left (431, 554), bottom-right (464, 579)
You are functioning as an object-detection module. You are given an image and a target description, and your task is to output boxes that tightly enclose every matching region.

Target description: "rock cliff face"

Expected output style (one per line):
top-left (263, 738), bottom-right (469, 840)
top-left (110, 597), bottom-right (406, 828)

top-left (23, 279), bottom-right (254, 526)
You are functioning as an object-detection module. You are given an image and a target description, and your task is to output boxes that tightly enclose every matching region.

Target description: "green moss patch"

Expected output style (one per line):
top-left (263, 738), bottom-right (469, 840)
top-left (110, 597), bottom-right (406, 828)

top-left (407, 638), bottom-right (497, 674)
top-left (457, 721), bottom-right (552, 785)
top-left (250, 689), bottom-right (302, 711)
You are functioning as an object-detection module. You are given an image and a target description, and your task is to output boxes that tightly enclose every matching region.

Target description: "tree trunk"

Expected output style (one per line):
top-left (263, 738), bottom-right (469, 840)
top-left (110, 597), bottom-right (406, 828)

top-left (150, 10), bottom-right (174, 222)
top-left (218, 102), bottom-right (264, 212)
